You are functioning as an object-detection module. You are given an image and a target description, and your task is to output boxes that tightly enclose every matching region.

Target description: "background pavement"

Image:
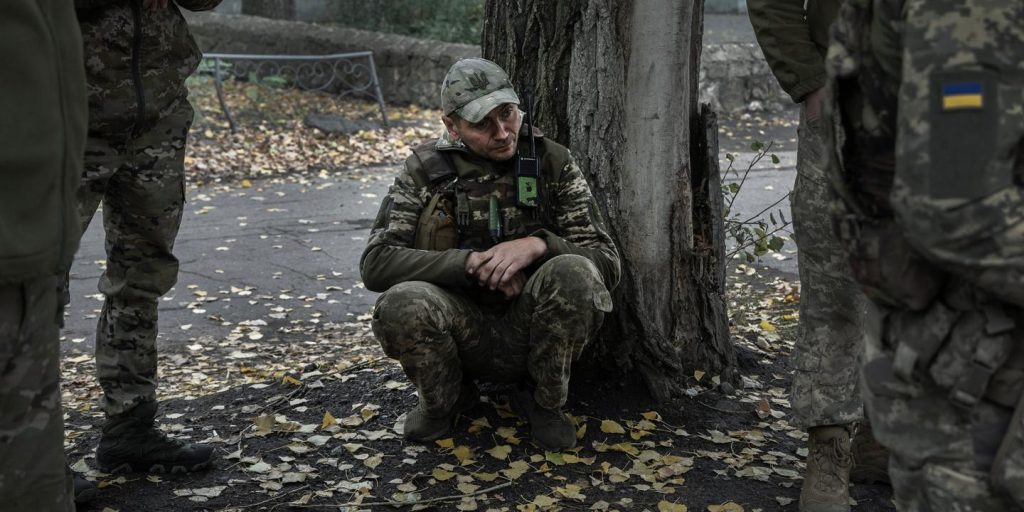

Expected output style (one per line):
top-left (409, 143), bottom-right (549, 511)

top-left (62, 118), bottom-right (799, 354)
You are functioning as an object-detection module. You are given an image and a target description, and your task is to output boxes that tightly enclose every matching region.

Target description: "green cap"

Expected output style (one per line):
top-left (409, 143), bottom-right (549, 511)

top-left (441, 58), bottom-right (520, 123)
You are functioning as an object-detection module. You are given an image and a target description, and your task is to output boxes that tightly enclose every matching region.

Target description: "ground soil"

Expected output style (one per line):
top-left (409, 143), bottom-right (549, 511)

top-left (67, 265), bottom-right (894, 512)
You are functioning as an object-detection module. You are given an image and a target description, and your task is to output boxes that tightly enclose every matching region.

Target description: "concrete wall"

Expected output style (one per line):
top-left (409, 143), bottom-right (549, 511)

top-left (185, 12), bottom-right (479, 107)
top-left (185, 12), bottom-right (785, 113)
top-left (706, 0), bottom-right (747, 14)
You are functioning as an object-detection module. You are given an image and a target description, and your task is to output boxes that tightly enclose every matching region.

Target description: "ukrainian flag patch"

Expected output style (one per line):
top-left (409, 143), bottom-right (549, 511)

top-left (942, 82), bottom-right (985, 110)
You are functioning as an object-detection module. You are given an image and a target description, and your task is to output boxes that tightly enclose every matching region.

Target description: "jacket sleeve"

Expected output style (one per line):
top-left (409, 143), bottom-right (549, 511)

top-left (531, 156), bottom-right (621, 290)
top-left (747, 0), bottom-right (826, 103)
top-left (359, 169), bottom-right (473, 293)
top-left (175, 0), bottom-right (223, 11)
top-left (74, 0), bottom-right (122, 9)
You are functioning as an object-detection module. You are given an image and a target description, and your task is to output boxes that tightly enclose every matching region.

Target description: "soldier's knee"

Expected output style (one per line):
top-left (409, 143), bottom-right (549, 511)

top-left (371, 281), bottom-right (450, 357)
top-left (532, 255), bottom-right (607, 297)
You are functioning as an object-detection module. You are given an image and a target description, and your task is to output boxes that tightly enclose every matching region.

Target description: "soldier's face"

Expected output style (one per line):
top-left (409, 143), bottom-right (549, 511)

top-left (444, 104), bottom-right (521, 161)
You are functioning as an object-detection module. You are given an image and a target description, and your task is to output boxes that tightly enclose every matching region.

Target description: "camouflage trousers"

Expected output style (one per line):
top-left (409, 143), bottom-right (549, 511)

top-left (0, 276), bottom-right (74, 511)
top-left (789, 103), bottom-right (871, 429)
top-left (372, 254), bottom-right (612, 416)
top-left (862, 280), bottom-right (1024, 511)
top-left (71, 102), bottom-right (192, 418)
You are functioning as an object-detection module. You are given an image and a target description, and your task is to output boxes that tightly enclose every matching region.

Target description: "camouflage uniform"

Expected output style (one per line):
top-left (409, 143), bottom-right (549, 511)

top-left (748, 0), bottom-right (869, 430)
top-left (73, 0), bottom-right (220, 418)
top-left (1, 0), bottom-right (88, 509)
top-left (827, 0), bottom-right (1024, 509)
top-left (362, 60), bottom-right (620, 419)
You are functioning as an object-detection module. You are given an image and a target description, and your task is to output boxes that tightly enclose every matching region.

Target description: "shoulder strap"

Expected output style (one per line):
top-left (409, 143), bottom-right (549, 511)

top-left (411, 142), bottom-right (457, 185)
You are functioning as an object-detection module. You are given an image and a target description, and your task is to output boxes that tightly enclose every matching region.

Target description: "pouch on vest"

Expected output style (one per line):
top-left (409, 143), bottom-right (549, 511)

top-left (835, 215), bottom-right (944, 311)
top-left (414, 193), bottom-right (458, 251)
top-left (992, 390), bottom-right (1024, 507)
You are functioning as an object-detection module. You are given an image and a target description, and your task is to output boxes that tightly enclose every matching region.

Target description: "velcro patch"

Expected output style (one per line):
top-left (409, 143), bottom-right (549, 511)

top-left (941, 81), bottom-right (985, 110)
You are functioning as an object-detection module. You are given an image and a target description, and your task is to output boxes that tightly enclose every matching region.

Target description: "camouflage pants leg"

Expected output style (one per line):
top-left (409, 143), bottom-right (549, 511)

top-left (372, 254), bottom-right (611, 415)
top-left (372, 280), bottom-right (485, 418)
top-left (493, 254), bottom-right (612, 409)
top-left (79, 103), bottom-right (192, 417)
top-left (861, 287), bottom-right (1023, 511)
top-left (0, 276), bottom-right (74, 511)
top-left (789, 104), bottom-right (870, 429)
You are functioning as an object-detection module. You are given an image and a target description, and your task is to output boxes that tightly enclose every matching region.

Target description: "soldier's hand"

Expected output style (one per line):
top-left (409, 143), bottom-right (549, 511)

top-left (144, 0), bottom-right (170, 9)
top-left (496, 272), bottom-right (527, 299)
top-left (466, 236), bottom-right (547, 290)
top-left (803, 87), bottom-right (826, 125)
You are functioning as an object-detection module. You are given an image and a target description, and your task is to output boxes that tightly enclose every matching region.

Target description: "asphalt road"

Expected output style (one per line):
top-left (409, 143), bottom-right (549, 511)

top-left (62, 122), bottom-right (799, 354)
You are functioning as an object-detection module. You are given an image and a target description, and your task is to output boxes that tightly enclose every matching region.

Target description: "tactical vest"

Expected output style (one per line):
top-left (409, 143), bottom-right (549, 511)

top-left (407, 133), bottom-right (569, 252)
top-left (832, 2), bottom-right (1024, 504)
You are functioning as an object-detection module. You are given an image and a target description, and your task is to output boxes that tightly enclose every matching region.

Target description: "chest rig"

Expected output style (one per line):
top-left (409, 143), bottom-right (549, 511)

top-left (411, 133), bottom-right (552, 252)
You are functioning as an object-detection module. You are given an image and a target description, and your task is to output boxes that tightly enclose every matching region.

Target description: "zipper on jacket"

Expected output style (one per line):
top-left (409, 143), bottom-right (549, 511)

top-left (130, 0), bottom-right (146, 138)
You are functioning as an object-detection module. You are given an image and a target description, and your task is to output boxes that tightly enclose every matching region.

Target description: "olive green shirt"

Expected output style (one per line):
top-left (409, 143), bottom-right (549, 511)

top-left (0, 0), bottom-right (88, 283)
top-left (747, 0), bottom-right (842, 103)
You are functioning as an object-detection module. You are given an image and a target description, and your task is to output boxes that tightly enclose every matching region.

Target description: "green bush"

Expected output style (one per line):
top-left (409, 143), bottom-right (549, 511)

top-left (327, 0), bottom-right (484, 45)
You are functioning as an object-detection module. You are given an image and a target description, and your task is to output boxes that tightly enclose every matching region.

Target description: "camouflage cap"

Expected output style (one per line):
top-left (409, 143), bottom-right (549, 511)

top-left (441, 58), bottom-right (520, 123)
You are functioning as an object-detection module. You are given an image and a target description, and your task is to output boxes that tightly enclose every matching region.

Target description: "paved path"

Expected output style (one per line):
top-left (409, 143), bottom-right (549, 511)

top-left (62, 126), bottom-right (799, 354)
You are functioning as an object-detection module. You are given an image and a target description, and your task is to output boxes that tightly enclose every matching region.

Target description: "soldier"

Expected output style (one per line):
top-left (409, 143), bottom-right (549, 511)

top-left (362, 58), bottom-right (620, 451)
top-left (68, 0), bottom-right (222, 474)
top-left (826, 0), bottom-right (1024, 509)
top-left (747, 1), bottom-right (889, 510)
top-left (0, 0), bottom-right (87, 509)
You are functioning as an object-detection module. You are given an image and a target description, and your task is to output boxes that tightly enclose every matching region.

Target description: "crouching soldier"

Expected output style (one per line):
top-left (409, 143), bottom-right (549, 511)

top-left (361, 58), bottom-right (621, 451)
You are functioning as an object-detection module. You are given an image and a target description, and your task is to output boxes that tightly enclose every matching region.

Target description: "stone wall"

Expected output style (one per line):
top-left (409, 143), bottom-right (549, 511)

top-left (185, 12), bottom-right (479, 107)
top-left (699, 43), bottom-right (789, 113)
top-left (185, 12), bottom-right (786, 113)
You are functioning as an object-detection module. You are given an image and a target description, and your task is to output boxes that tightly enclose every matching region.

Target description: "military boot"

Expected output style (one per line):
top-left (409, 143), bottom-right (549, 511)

top-left (799, 425), bottom-right (853, 512)
top-left (97, 401), bottom-right (214, 474)
top-left (73, 474), bottom-right (97, 507)
top-left (403, 381), bottom-right (481, 443)
top-left (509, 386), bottom-right (576, 451)
top-left (850, 423), bottom-right (891, 485)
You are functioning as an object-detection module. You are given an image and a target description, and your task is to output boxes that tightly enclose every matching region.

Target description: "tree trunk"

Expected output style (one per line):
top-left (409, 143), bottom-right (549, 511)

top-left (241, 0), bottom-right (295, 20)
top-left (484, 0), bottom-right (734, 401)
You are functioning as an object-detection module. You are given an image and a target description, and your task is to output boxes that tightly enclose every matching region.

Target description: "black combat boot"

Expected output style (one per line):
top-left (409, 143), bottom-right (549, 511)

top-left (403, 381), bottom-right (481, 443)
top-left (850, 423), bottom-right (891, 485)
top-left (97, 401), bottom-right (214, 474)
top-left (73, 474), bottom-right (97, 506)
top-left (509, 386), bottom-right (576, 451)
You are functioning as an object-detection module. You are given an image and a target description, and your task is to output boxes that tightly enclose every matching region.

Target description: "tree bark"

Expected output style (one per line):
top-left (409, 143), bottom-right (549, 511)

top-left (241, 0), bottom-right (295, 20)
top-left (484, 0), bottom-right (734, 401)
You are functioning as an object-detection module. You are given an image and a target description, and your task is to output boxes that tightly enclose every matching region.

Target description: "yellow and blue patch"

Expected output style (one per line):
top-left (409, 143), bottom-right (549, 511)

top-left (941, 81), bottom-right (985, 110)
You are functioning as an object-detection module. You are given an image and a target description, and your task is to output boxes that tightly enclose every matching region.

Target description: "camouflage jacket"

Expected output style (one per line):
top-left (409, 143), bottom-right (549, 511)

top-left (747, 0), bottom-right (841, 103)
top-left (75, 0), bottom-right (221, 140)
top-left (1, 0), bottom-right (87, 283)
top-left (361, 131), bottom-right (621, 301)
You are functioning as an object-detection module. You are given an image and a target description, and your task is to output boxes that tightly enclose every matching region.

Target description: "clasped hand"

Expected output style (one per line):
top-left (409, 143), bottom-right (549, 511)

top-left (464, 236), bottom-right (547, 298)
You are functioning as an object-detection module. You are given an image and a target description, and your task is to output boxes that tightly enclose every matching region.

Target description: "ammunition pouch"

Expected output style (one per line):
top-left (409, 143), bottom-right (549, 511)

top-left (835, 214), bottom-right (944, 311)
top-left (413, 192), bottom-right (458, 251)
top-left (993, 390), bottom-right (1024, 507)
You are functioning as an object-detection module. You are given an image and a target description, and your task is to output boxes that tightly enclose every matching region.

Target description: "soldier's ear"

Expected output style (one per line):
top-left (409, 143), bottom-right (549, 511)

top-left (442, 114), bottom-right (460, 140)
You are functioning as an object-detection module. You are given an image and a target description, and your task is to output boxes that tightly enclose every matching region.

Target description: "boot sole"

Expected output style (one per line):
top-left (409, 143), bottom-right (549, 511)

top-left (99, 459), bottom-right (213, 474)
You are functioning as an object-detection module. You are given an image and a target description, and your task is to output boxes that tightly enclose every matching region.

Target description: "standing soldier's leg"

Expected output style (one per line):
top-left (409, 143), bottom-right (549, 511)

top-left (94, 102), bottom-right (212, 473)
top-left (501, 255), bottom-right (612, 451)
top-left (790, 105), bottom-right (878, 511)
top-left (0, 277), bottom-right (75, 511)
top-left (372, 281), bottom-right (484, 442)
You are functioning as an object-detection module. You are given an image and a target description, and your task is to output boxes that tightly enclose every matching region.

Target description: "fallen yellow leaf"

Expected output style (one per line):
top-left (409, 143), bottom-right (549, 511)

top-left (708, 503), bottom-right (744, 512)
top-left (435, 438), bottom-right (455, 449)
top-left (759, 319), bottom-right (777, 332)
top-left (658, 501), bottom-right (688, 512)
top-left (600, 420), bottom-right (626, 434)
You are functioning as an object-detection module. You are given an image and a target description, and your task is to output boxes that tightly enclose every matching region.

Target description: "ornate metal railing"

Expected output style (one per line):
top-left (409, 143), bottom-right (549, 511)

top-left (200, 51), bottom-right (388, 132)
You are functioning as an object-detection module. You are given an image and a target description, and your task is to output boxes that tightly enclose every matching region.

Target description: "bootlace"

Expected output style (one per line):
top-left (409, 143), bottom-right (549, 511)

top-left (810, 436), bottom-right (853, 490)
